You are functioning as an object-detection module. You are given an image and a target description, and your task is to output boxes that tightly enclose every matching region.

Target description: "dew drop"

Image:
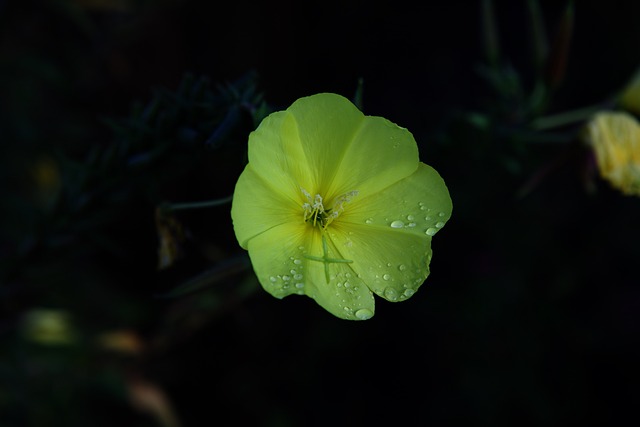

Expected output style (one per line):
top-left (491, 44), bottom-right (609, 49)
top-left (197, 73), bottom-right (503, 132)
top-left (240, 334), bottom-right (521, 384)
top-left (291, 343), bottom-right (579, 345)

top-left (420, 205), bottom-right (428, 211)
top-left (407, 214), bottom-right (415, 221)
top-left (282, 275), bottom-right (291, 281)
top-left (293, 259), bottom-right (302, 265)
top-left (384, 287), bottom-right (399, 301)
top-left (295, 283), bottom-right (304, 289)
top-left (269, 276), bottom-right (277, 283)
top-left (355, 308), bottom-right (373, 320)
top-left (398, 264), bottom-right (407, 271)
top-left (383, 274), bottom-right (391, 280)
top-left (435, 221), bottom-right (445, 228)
top-left (365, 218), bottom-right (374, 224)
top-left (403, 288), bottom-right (415, 297)
top-left (407, 222), bottom-right (416, 228)
top-left (390, 220), bottom-right (404, 228)
top-left (294, 273), bottom-right (303, 280)
top-left (426, 228), bottom-right (437, 236)
top-left (438, 212), bottom-right (446, 217)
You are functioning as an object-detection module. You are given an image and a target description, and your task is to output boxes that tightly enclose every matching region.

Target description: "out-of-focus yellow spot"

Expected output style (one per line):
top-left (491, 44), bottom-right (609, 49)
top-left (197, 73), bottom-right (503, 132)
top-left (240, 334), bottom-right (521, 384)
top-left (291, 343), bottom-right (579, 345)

top-left (21, 308), bottom-right (76, 345)
top-left (585, 111), bottom-right (640, 196)
top-left (97, 330), bottom-right (144, 355)
top-left (155, 207), bottom-right (187, 270)
top-left (31, 156), bottom-right (61, 208)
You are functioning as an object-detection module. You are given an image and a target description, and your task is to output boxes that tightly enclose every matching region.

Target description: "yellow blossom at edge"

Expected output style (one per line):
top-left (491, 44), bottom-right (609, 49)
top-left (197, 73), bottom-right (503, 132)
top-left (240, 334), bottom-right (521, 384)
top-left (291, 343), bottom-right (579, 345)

top-left (586, 111), bottom-right (640, 196)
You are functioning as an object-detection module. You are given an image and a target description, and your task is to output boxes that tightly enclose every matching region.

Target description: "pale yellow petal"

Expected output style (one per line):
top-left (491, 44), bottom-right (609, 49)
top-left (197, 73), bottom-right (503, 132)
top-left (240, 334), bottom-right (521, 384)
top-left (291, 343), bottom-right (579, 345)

top-left (245, 110), bottom-right (314, 200)
top-left (231, 166), bottom-right (301, 249)
top-left (326, 163), bottom-right (452, 301)
top-left (340, 162), bottom-right (453, 238)
top-left (246, 223), bottom-right (376, 320)
top-left (286, 93), bottom-right (366, 195)
top-left (325, 116), bottom-right (419, 201)
top-left (326, 224), bottom-right (433, 302)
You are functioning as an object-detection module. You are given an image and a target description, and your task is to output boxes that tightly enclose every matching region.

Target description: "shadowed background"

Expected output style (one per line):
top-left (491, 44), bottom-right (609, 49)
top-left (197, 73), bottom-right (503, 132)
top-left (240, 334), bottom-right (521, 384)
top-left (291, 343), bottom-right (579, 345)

top-left (1, 0), bottom-right (639, 426)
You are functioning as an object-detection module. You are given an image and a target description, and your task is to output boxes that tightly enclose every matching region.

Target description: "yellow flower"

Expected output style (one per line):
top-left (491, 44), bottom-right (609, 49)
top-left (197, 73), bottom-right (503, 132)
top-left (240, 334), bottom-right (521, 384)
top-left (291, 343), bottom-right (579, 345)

top-left (586, 111), bottom-right (640, 196)
top-left (231, 93), bottom-right (452, 320)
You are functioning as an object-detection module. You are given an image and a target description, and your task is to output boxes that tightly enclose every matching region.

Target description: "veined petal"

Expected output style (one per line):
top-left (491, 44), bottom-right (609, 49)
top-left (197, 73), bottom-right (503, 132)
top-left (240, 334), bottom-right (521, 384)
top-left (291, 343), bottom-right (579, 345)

top-left (246, 223), bottom-right (376, 320)
top-left (327, 224), bottom-right (433, 302)
top-left (286, 93), bottom-right (367, 195)
top-left (231, 166), bottom-right (301, 249)
top-left (244, 222), bottom-right (308, 300)
top-left (246, 110), bottom-right (314, 199)
top-left (325, 116), bottom-right (419, 201)
top-left (341, 163), bottom-right (452, 237)
top-left (328, 163), bottom-right (452, 301)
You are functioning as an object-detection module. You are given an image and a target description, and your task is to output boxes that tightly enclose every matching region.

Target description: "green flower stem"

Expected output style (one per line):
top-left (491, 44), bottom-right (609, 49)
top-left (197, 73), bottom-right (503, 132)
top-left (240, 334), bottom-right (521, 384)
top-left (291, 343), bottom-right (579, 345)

top-left (530, 104), bottom-right (604, 130)
top-left (165, 195), bottom-right (233, 211)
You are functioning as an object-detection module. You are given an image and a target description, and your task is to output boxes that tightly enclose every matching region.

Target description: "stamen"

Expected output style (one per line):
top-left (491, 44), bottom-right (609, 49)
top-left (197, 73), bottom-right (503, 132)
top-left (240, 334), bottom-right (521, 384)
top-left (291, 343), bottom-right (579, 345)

top-left (300, 187), bottom-right (358, 230)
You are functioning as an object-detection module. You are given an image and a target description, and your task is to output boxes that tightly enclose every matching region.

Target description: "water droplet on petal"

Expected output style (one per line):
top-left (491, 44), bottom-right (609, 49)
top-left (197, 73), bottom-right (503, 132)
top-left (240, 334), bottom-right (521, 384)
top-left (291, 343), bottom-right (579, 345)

top-left (403, 289), bottom-right (415, 297)
top-left (435, 221), bottom-right (445, 228)
top-left (407, 214), bottom-right (415, 221)
top-left (438, 212), bottom-right (446, 217)
top-left (398, 264), bottom-right (406, 271)
top-left (355, 308), bottom-right (373, 320)
top-left (365, 218), bottom-right (374, 224)
top-left (384, 287), bottom-right (399, 301)
top-left (293, 259), bottom-right (302, 265)
top-left (383, 274), bottom-right (391, 280)
top-left (269, 276), bottom-right (277, 282)
top-left (295, 283), bottom-right (304, 289)
top-left (426, 228), bottom-right (437, 236)
top-left (407, 222), bottom-right (416, 228)
top-left (390, 220), bottom-right (404, 228)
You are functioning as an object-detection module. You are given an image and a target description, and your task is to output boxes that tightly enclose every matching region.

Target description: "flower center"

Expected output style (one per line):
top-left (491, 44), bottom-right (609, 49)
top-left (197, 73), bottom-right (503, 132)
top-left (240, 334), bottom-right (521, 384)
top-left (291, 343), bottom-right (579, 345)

top-left (301, 188), bottom-right (358, 230)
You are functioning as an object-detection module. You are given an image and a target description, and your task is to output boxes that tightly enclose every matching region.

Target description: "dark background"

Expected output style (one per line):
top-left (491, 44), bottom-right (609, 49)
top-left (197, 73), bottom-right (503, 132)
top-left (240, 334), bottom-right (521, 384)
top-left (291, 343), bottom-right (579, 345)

top-left (2, 1), bottom-right (640, 426)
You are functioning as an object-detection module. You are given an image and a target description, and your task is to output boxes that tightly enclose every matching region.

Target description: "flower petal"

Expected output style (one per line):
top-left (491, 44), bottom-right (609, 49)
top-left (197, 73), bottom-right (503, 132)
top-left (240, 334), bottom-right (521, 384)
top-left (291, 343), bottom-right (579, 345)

top-left (341, 162), bottom-right (452, 238)
top-left (328, 163), bottom-right (452, 301)
top-left (327, 225), bottom-right (432, 302)
top-left (245, 223), bottom-right (376, 320)
top-left (325, 115), bottom-right (420, 201)
top-left (246, 110), bottom-right (314, 200)
top-left (231, 166), bottom-right (301, 249)
top-left (285, 93), bottom-right (367, 195)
